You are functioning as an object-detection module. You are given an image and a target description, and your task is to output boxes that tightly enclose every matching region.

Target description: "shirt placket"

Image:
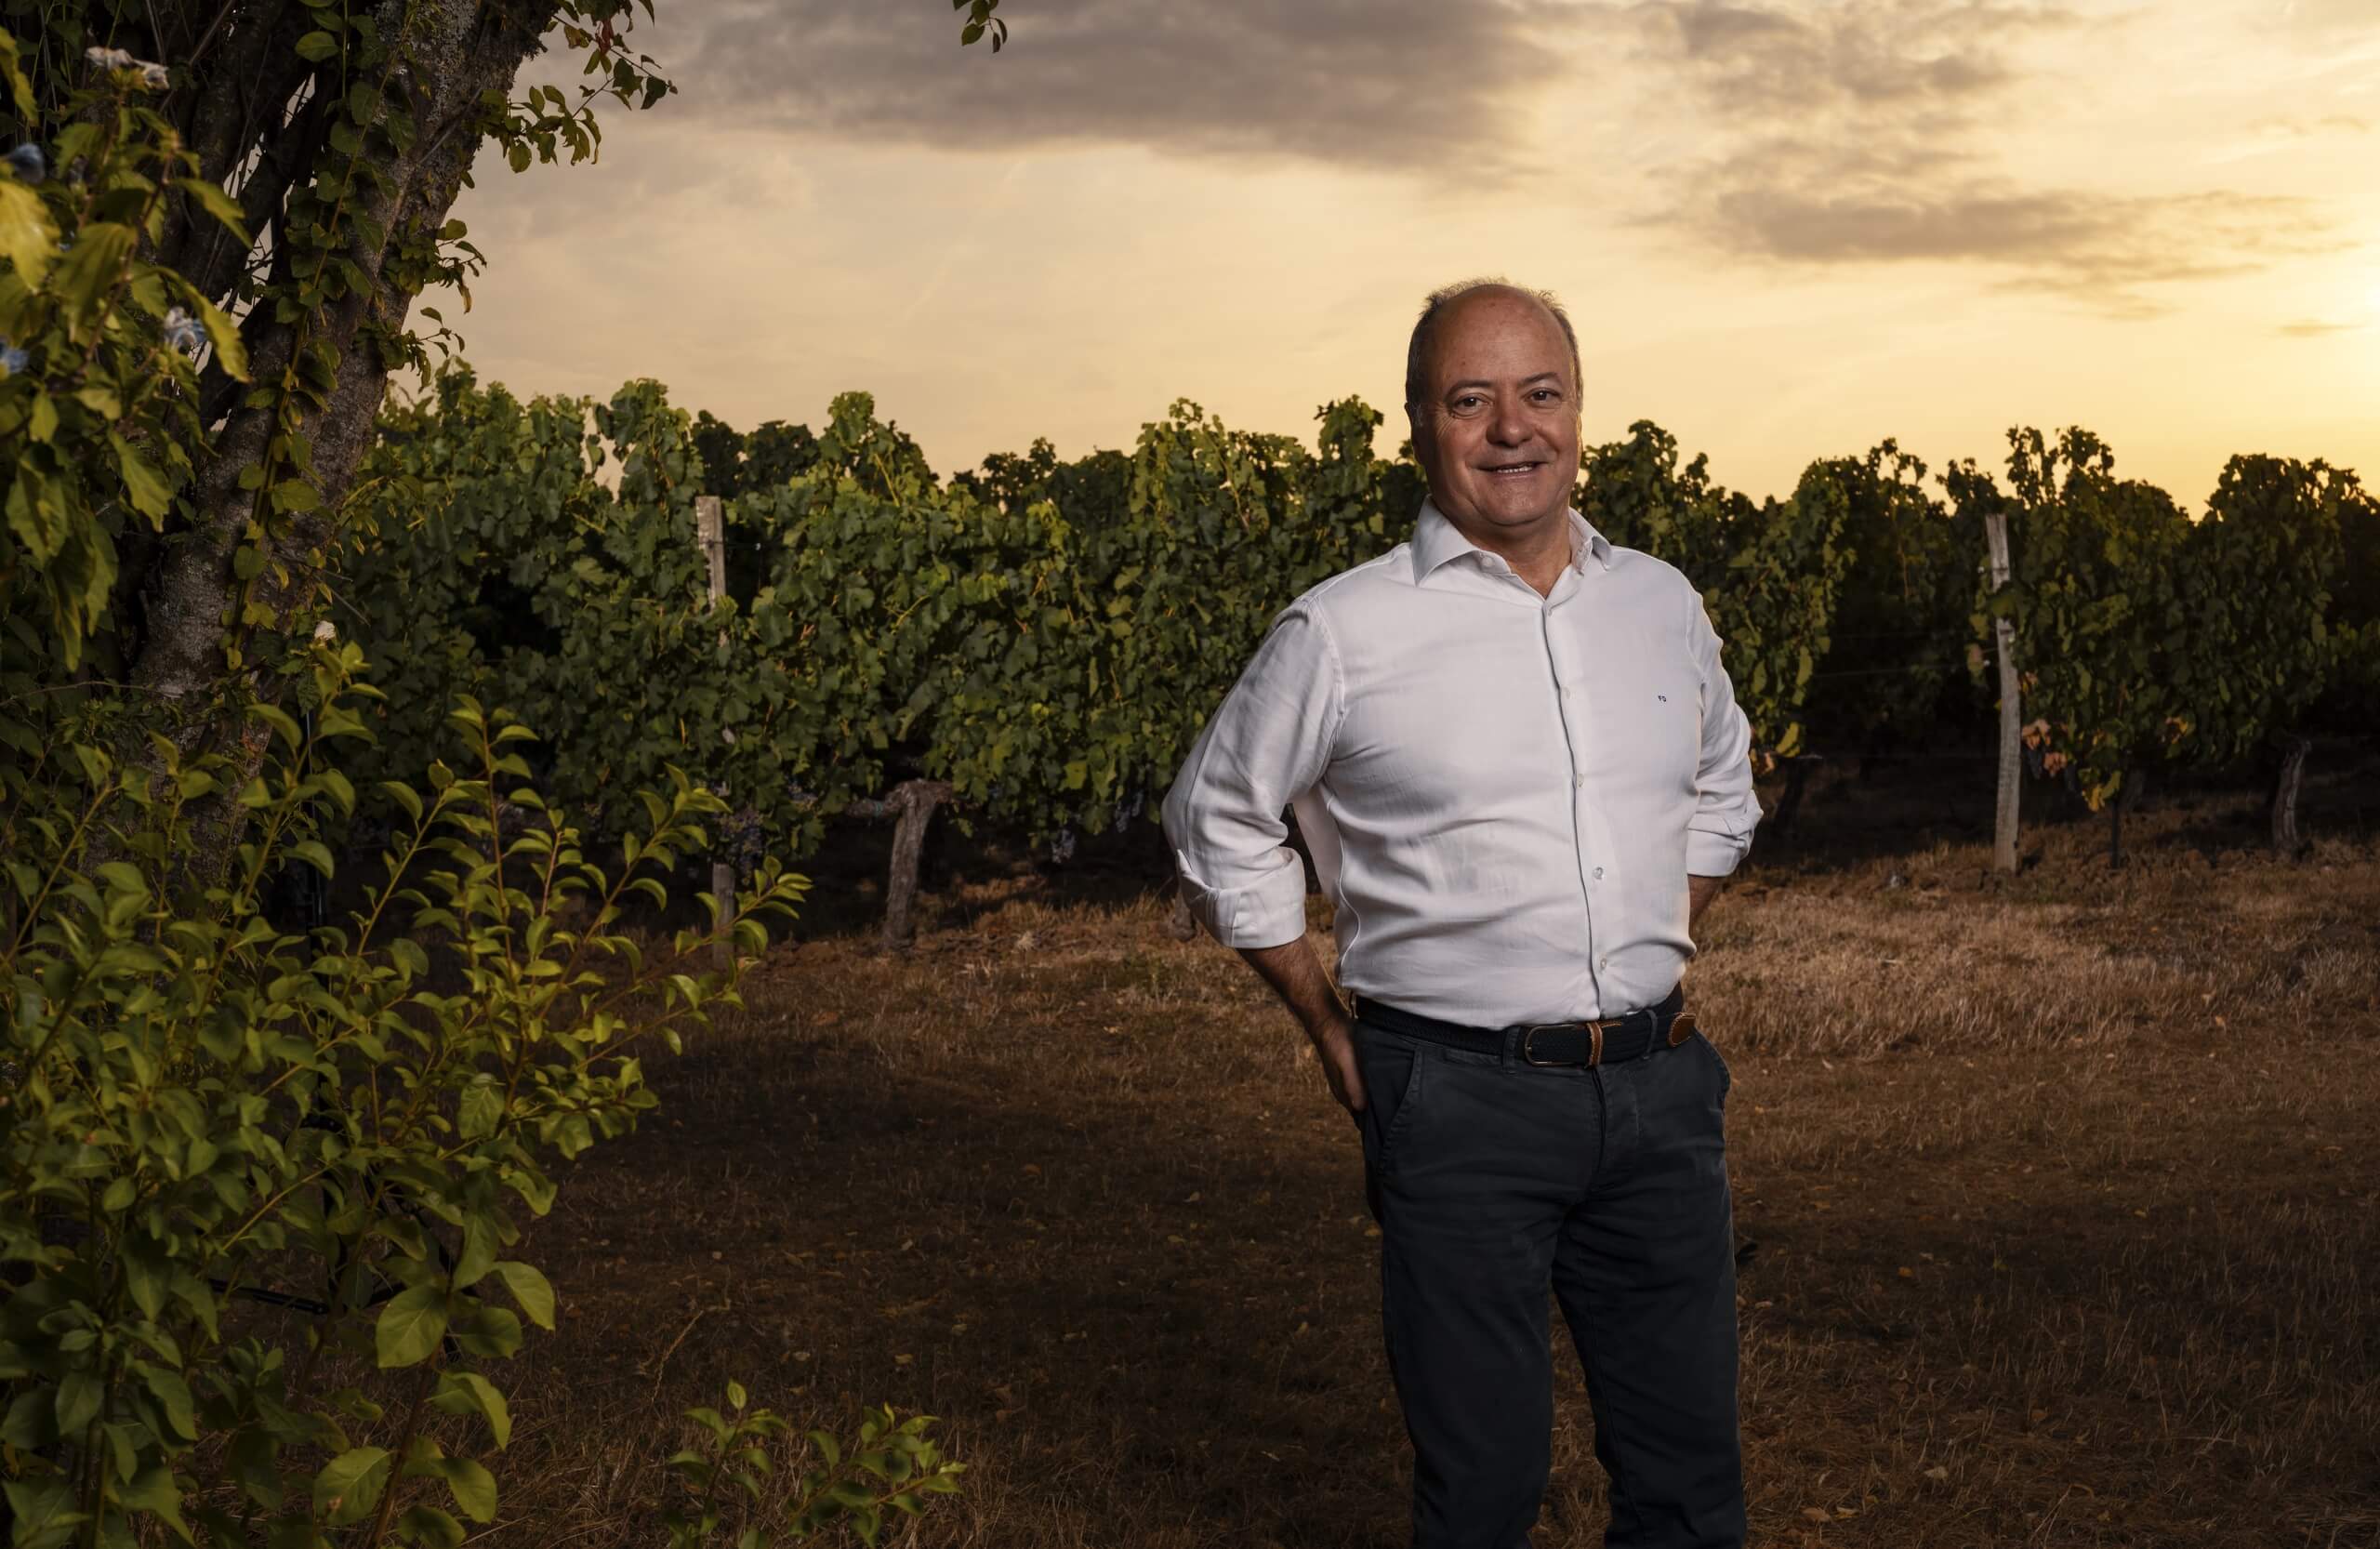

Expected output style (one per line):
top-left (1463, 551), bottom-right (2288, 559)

top-left (1540, 571), bottom-right (1609, 1018)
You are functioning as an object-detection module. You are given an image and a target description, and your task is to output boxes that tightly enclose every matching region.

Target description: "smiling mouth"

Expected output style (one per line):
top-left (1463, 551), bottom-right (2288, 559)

top-left (1481, 461), bottom-right (1543, 477)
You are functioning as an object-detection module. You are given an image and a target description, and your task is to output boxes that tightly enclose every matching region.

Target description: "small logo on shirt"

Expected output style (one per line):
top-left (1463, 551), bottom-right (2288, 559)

top-left (1657, 694), bottom-right (1668, 702)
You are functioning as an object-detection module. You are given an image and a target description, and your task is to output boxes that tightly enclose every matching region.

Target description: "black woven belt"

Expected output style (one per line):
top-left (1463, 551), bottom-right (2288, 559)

top-left (1351, 983), bottom-right (1694, 1067)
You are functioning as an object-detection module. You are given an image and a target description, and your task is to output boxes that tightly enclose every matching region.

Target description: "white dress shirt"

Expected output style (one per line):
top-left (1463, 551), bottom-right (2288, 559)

top-left (1160, 500), bottom-right (1762, 1026)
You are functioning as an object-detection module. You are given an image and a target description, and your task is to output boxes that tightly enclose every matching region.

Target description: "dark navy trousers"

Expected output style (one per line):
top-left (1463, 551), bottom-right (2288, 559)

top-left (1352, 1013), bottom-right (1746, 1549)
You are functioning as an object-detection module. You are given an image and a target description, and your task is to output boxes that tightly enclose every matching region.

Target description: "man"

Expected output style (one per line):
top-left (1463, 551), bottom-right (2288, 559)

top-left (1160, 279), bottom-right (1760, 1549)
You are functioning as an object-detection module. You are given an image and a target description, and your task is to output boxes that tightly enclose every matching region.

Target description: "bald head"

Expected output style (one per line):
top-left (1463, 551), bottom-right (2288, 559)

top-left (1403, 278), bottom-right (1583, 549)
top-left (1404, 279), bottom-right (1581, 416)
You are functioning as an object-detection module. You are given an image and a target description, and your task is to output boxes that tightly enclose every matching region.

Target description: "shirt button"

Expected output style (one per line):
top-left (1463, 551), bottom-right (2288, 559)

top-left (1593, 867), bottom-right (1605, 880)
top-left (1573, 774), bottom-right (1587, 789)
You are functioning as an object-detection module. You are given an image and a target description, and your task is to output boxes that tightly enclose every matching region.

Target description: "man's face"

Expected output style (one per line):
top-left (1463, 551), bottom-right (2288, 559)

top-left (1408, 289), bottom-right (1580, 540)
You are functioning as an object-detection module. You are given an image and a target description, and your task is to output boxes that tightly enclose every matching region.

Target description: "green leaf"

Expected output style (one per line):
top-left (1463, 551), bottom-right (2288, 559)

top-left (315, 766), bottom-right (356, 814)
top-left (396, 1505), bottom-right (466, 1549)
top-left (119, 1463), bottom-right (192, 1540)
top-left (440, 1370), bottom-right (511, 1449)
top-left (295, 30), bottom-right (339, 60)
top-left (248, 703), bottom-right (302, 750)
top-left (375, 1282), bottom-right (449, 1368)
top-left (52, 221), bottom-right (136, 313)
top-left (177, 175), bottom-right (251, 246)
top-left (313, 1446), bottom-right (392, 1526)
top-left (449, 1303), bottom-right (522, 1359)
top-left (133, 1363), bottom-right (198, 1440)
top-left (0, 179), bottom-right (58, 285)
top-left (56, 1369), bottom-right (102, 1435)
top-left (379, 779), bottom-right (424, 824)
top-left (2, 1390), bottom-right (56, 1450)
top-left (2, 1476), bottom-right (79, 1548)
top-left (190, 292), bottom-right (249, 381)
top-left (454, 1211), bottom-right (497, 1289)
top-left (490, 1261), bottom-right (555, 1329)
top-left (441, 1456), bottom-right (496, 1522)
top-left (456, 1079), bottom-right (502, 1141)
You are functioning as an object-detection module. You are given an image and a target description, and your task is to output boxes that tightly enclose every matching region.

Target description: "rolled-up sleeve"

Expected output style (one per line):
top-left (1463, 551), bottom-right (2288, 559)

top-left (1685, 588), bottom-right (1763, 877)
top-left (1160, 603), bottom-right (1343, 948)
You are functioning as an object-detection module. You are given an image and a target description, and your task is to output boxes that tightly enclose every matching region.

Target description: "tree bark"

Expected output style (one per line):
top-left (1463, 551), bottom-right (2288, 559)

top-left (126, 0), bottom-right (563, 887)
top-left (2271, 734), bottom-right (2311, 858)
top-left (881, 780), bottom-right (954, 952)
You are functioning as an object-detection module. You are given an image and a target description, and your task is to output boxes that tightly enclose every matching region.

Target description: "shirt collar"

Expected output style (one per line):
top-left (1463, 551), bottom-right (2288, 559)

top-left (1411, 498), bottom-right (1613, 585)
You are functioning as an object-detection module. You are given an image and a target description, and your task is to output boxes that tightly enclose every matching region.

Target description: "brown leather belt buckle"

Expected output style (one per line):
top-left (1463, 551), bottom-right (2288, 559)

top-left (1667, 1010), bottom-right (1699, 1047)
top-left (1522, 1018), bottom-right (1616, 1066)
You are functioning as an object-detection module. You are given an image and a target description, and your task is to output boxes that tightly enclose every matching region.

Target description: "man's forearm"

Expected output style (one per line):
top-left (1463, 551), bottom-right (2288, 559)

top-left (1688, 871), bottom-right (1726, 932)
top-left (1237, 934), bottom-right (1346, 1037)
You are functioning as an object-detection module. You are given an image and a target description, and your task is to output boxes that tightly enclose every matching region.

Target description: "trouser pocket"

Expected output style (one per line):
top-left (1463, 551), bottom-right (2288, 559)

top-left (1692, 1028), bottom-right (1732, 1108)
top-left (1353, 1025), bottom-right (1429, 1175)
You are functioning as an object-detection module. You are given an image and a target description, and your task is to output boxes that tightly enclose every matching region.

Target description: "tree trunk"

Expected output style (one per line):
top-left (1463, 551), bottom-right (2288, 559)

top-left (126, 0), bottom-right (562, 889)
top-left (2271, 734), bottom-right (2311, 858)
top-left (881, 780), bottom-right (954, 952)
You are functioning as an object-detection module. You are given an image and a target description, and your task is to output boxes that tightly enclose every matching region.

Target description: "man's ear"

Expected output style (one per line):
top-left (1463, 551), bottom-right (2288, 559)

top-left (1406, 408), bottom-right (1433, 479)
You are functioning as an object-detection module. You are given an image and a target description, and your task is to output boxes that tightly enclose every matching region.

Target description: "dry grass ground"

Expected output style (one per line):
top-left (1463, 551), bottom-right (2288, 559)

top-left (469, 760), bottom-right (2379, 1548)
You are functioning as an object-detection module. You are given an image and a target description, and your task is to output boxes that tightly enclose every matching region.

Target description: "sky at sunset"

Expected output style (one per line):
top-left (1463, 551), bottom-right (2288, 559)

top-left (447, 0), bottom-right (2380, 509)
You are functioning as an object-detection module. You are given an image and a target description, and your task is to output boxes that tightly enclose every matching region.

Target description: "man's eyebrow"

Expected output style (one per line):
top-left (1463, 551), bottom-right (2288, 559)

top-left (1445, 373), bottom-right (1566, 393)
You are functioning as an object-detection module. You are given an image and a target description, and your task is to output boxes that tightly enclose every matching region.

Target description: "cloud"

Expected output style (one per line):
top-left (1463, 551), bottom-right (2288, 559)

top-left (1608, 0), bottom-right (2349, 313)
top-left (2246, 113), bottom-right (2373, 138)
top-left (2278, 319), bottom-right (2368, 337)
top-left (663, 0), bottom-right (1572, 173)
top-left (1701, 177), bottom-right (2342, 316)
top-left (2205, 113), bottom-right (2373, 165)
top-left (2280, 0), bottom-right (2380, 37)
top-left (1670, 122), bottom-right (2348, 316)
top-left (1623, 0), bottom-right (2081, 117)
top-left (622, 0), bottom-right (2356, 316)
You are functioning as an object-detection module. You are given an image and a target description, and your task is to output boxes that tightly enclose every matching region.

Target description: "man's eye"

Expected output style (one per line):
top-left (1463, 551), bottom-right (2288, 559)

top-left (1531, 390), bottom-right (1562, 404)
top-left (1452, 396), bottom-right (1483, 412)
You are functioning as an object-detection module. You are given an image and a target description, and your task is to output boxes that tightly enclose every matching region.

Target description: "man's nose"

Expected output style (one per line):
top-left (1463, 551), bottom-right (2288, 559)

top-left (1488, 397), bottom-right (1529, 445)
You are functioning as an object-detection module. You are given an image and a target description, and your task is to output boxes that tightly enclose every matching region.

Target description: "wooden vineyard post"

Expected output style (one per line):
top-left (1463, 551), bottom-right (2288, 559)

top-left (2272, 733), bottom-right (2311, 857)
top-left (881, 780), bottom-right (954, 952)
top-left (1983, 504), bottom-right (2021, 874)
top-left (697, 495), bottom-right (734, 968)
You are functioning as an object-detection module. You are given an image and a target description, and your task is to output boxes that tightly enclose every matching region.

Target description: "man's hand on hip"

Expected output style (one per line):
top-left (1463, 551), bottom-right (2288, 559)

top-left (1308, 1009), bottom-right (1365, 1116)
top-left (1235, 936), bottom-right (1367, 1116)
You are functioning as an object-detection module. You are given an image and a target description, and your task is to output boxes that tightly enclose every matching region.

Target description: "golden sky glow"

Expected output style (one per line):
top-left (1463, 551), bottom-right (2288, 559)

top-left (447, 0), bottom-right (2379, 507)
